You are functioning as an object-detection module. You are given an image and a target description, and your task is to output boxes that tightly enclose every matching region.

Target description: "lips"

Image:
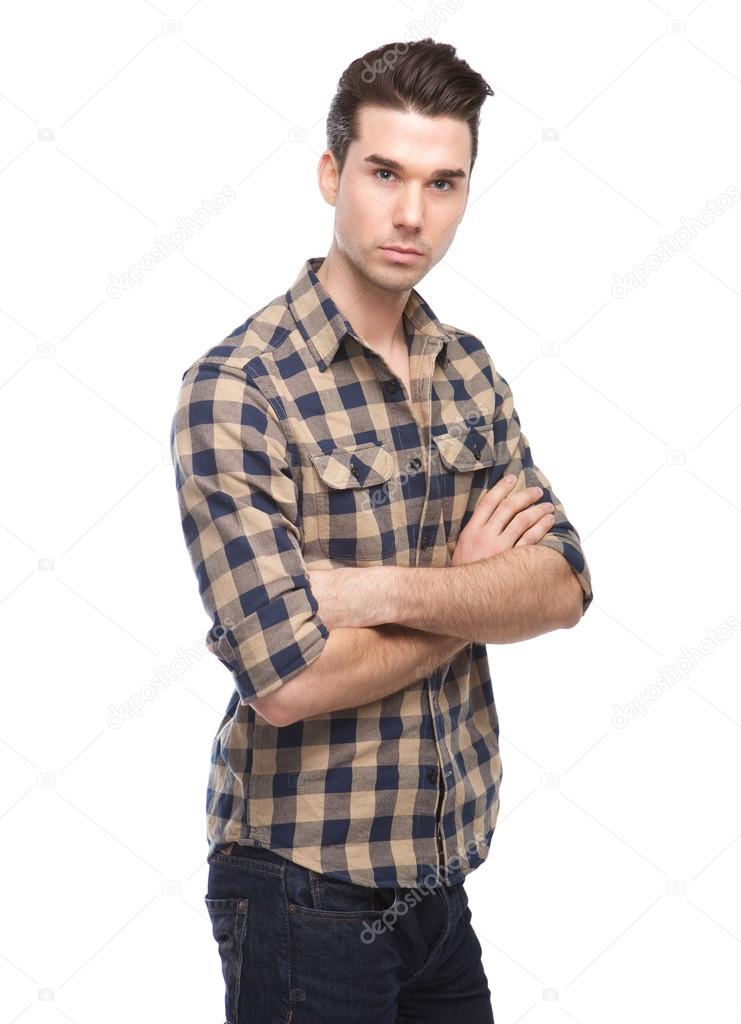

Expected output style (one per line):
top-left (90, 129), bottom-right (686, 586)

top-left (383, 246), bottom-right (422, 255)
top-left (379, 246), bottom-right (425, 265)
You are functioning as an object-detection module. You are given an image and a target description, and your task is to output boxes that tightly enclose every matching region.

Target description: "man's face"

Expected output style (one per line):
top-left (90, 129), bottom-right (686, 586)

top-left (320, 104), bottom-right (472, 292)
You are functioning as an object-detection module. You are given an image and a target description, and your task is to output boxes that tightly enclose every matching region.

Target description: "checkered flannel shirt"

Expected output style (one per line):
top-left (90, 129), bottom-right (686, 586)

top-left (170, 255), bottom-right (593, 889)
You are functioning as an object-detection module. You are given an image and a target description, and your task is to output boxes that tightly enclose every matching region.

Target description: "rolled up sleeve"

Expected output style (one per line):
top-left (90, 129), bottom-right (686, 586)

top-left (488, 366), bottom-right (593, 615)
top-left (170, 358), bottom-right (329, 702)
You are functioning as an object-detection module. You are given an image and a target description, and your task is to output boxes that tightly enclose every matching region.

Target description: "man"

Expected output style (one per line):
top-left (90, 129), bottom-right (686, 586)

top-left (170, 36), bottom-right (592, 1024)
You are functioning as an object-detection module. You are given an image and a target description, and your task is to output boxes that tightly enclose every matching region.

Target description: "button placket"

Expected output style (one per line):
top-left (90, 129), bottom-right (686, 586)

top-left (410, 336), bottom-right (444, 564)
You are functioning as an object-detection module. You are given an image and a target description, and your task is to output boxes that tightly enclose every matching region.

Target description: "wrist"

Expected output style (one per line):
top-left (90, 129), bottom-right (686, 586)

top-left (344, 566), bottom-right (404, 628)
top-left (379, 565), bottom-right (406, 626)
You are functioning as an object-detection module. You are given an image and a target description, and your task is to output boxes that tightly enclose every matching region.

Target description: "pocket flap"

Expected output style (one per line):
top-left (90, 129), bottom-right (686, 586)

top-left (433, 422), bottom-right (497, 471)
top-left (309, 441), bottom-right (394, 489)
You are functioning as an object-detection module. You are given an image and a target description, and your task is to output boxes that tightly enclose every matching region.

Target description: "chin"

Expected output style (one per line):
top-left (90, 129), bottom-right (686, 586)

top-left (368, 254), bottom-right (427, 290)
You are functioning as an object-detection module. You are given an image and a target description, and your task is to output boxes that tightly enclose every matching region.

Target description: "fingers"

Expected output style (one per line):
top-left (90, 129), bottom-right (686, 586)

top-left (467, 473), bottom-right (518, 527)
top-left (513, 507), bottom-right (555, 547)
top-left (469, 473), bottom-right (546, 530)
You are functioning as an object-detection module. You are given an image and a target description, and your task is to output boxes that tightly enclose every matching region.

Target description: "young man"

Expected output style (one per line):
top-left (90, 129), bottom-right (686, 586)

top-left (171, 37), bottom-right (592, 1024)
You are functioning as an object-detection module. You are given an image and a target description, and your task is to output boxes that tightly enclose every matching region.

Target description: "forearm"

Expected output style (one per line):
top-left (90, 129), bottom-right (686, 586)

top-left (344, 546), bottom-right (583, 644)
top-left (265, 624), bottom-right (468, 725)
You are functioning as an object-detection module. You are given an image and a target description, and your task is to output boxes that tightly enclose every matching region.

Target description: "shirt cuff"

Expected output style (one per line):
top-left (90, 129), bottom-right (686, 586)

top-left (206, 587), bottom-right (329, 702)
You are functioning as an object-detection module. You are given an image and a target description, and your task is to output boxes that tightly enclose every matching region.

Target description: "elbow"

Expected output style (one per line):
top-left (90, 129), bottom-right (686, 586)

top-left (560, 576), bottom-right (587, 629)
top-left (242, 629), bottom-right (330, 726)
top-left (248, 696), bottom-right (282, 726)
top-left (269, 693), bottom-right (301, 727)
top-left (248, 689), bottom-right (293, 727)
top-left (248, 669), bottom-right (309, 727)
top-left (561, 605), bottom-right (583, 630)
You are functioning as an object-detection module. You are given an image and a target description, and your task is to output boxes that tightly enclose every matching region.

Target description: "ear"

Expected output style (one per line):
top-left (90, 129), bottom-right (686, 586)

top-left (317, 150), bottom-right (339, 207)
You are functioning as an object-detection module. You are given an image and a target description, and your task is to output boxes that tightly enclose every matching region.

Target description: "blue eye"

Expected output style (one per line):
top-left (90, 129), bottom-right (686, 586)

top-left (374, 170), bottom-right (453, 190)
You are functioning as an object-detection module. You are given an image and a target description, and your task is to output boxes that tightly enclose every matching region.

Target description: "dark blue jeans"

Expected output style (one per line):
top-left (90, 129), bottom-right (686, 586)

top-left (205, 841), bottom-right (495, 1023)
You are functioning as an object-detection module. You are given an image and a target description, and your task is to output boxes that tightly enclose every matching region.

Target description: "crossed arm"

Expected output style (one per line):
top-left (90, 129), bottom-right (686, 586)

top-left (256, 541), bottom-right (584, 727)
top-left (308, 543), bottom-right (584, 644)
top-left (173, 359), bottom-right (591, 729)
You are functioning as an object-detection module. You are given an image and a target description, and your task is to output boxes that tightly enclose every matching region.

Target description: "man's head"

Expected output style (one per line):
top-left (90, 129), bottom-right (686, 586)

top-left (318, 38), bottom-right (494, 292)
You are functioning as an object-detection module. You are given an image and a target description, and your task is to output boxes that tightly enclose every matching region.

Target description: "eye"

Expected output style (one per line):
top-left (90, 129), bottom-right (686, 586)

top-left (375, 169), bottom-right (396, 182)
top-left (431, 179), bottom-right (453, 191)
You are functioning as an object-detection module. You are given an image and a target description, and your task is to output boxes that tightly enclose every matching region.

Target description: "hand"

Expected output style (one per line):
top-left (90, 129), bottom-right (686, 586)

top-left (451, 474), bottom-right (554, 566)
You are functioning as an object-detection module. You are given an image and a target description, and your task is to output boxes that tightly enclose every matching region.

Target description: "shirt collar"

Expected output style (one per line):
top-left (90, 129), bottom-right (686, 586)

top-left (285, 255), bottom-right (450, 372)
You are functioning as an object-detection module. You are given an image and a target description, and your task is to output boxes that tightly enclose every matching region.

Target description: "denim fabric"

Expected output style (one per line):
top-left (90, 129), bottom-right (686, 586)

top-left (205, 842), bottom-right (495, 1023)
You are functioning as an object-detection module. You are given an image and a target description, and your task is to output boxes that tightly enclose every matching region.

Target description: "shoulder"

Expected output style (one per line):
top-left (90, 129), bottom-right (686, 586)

top-left (439, 321), bottom-right (512, 396)
top-left (177, 290), bottom-right (299, 396)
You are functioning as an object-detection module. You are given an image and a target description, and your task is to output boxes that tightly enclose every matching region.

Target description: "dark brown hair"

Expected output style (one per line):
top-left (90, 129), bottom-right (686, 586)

top-left (326, 38), bottom-right (494, 179)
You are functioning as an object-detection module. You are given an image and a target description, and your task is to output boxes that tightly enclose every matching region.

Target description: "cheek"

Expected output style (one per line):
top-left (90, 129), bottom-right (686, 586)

top-left (344, 177), bottom-right (376, 212)
top-left (337, 187), bottom-right (382, 236)
top-left (429, 211), bottom-right (463, 258)
top-left (435, 200), bottom-right (466, 237)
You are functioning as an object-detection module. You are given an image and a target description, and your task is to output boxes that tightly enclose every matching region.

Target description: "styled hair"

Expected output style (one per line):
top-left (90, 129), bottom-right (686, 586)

top-left (326, 38), bottom-right (494, 179)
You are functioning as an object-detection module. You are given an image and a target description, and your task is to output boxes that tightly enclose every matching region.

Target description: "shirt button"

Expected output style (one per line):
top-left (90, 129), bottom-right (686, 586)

top-left (428, 766), bottom-right (439, 783)
top-left (409, 456), bottom-right (422, 470)
top-left (420, 531), bottom-right (429, 550)
top-left (385, 379), bottom-right (398, 393)
top-left (472, 444), bottom-right (481, 460)
top-left (350, 464), bottom-right (360, 478)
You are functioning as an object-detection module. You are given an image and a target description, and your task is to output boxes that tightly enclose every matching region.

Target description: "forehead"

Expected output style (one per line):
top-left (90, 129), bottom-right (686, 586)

top-left (350, 104), bottom-right (471, 170)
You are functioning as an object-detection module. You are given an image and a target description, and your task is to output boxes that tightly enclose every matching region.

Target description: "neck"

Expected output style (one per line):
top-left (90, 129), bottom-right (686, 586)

top-left (315, 244), bottom-right (411, 362)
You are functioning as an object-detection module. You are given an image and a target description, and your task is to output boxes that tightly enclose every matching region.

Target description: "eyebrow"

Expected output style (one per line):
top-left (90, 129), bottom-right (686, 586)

top-left (363, 153), bottom-right (468, 179)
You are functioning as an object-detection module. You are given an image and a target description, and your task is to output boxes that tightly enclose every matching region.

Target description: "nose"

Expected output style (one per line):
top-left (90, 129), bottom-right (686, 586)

top-left (392, 183), bottom-right (424, 232)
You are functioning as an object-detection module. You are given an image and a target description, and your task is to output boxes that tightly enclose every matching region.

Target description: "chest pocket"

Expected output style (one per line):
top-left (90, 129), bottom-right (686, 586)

top-left (309, 440), bottom-right (398, 563)
top-left (432, 421), bottom-right (498, 472)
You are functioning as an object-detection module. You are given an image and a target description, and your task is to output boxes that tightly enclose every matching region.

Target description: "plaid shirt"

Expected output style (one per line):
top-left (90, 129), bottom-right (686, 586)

top-left (170, 256), bottom-right (593, 889)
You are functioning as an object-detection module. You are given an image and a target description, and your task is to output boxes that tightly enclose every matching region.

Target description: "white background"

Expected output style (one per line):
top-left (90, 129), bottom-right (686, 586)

top-left (1, 0), bottom-right (739, 1021)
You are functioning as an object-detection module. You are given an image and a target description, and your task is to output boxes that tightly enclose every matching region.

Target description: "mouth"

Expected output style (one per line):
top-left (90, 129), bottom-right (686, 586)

top-left (379, 246), bottom-right (425, 264)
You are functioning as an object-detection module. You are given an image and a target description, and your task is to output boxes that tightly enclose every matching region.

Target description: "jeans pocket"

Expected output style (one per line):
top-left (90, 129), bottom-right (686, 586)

top-left (288, 862), bottom-right (397, 919)
top-left (204, 896), bottom-right (249, 1023)
top-left (284, 869), bottom-right (402, 1014)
